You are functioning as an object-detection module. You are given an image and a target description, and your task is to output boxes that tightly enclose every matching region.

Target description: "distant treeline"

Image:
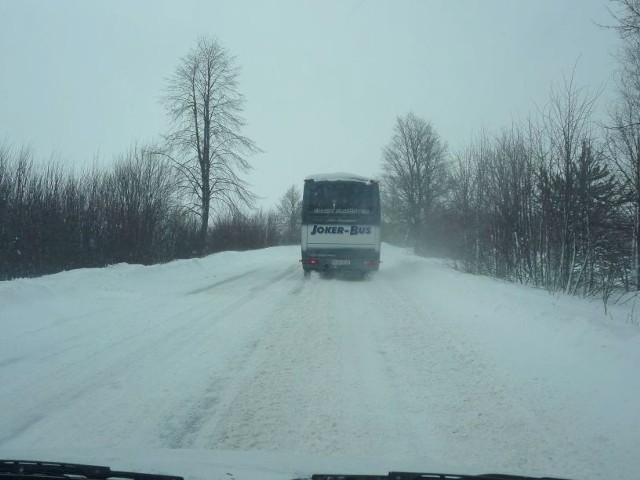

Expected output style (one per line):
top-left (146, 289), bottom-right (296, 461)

top-left (382, 112), bottom-right (627, 304)
top-left (0, 144), bottom-right (299, 280)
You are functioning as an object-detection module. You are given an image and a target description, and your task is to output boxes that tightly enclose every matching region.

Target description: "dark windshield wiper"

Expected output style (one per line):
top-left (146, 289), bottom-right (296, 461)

top-left (0, 460), bottom-right (183, 480)
top-left (309, 472), bottom-right (573, 480)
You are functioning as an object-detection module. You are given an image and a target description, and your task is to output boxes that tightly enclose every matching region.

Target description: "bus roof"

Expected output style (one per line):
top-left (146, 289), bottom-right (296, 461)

top-left (304, 172), bottom-right (377, 184)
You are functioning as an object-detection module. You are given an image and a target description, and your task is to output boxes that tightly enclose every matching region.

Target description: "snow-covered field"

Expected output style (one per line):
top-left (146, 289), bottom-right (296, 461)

top-left (0, 244), bottom-right (638, 480)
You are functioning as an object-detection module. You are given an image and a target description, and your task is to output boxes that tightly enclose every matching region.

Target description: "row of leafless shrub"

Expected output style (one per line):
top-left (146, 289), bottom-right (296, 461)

top-left (0, 143), bottom-right (297, 280)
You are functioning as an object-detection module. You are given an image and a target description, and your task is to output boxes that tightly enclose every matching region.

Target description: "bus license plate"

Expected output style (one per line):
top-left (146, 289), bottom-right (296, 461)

top-left (332, 259), bottom-right (350, 266)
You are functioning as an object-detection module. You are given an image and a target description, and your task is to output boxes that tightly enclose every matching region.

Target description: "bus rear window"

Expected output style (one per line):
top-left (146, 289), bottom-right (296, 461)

top-left (307, 182), bottom-right (374, 214)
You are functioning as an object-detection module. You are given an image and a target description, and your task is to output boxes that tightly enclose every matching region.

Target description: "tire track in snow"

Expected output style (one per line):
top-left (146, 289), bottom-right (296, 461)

top-left (155, 264), bottom-right (303, 448)
top-left (188, 267), bottom-right (265, 295)
top-left (183, 272), bottom-right (429, 459)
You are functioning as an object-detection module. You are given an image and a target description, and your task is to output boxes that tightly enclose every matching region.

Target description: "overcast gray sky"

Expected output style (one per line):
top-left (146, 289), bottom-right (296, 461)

top-left (0, 0), bottom-right (621, 208)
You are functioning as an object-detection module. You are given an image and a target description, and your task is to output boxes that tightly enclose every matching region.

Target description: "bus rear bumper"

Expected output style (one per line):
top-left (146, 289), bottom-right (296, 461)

top-left (300, 249), bottom-right (381, 272)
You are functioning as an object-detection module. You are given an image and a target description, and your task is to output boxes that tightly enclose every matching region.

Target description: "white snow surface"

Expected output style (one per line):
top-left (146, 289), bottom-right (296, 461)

top-left (304, 173), bottom-right (375, 183)
top-left (0, 244), bottom-right (639, 480)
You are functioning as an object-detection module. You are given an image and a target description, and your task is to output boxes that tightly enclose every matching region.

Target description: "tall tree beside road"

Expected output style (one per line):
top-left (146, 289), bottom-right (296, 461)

top-left (381, 112), bottom-right (448, 252)
top-left (162, 36), bottom-right (258, 254)
top-left (276, 185), bottom-right (302, 244)
top-left (543, 71), bottom-right (601, 293)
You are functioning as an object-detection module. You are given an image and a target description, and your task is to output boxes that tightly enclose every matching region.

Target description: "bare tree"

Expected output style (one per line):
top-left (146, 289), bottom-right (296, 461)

top-left (381, 112), bottom-right (448, 252)
top-left (162, 36), bottom-right (258, 253)
top-left (448, 145), bottom-right (478, 269)
top-left (607, 0), bottom-right (640, 38)
top-left (276, 185), bottom-right (302, 244)
top-left (543, 69), bottom-right (600, 293)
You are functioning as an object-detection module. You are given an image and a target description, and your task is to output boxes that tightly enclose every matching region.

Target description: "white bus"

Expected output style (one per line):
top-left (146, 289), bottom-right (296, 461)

top-left (300, 173), bottom-right (381, 276)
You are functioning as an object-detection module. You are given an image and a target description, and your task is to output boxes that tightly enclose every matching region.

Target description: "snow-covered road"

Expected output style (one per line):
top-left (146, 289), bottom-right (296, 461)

top-left (1, 245), bottom-right (639, 480)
